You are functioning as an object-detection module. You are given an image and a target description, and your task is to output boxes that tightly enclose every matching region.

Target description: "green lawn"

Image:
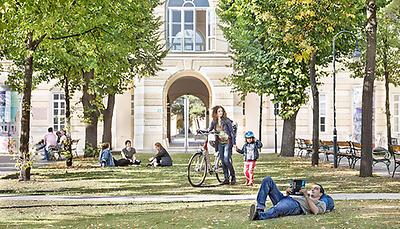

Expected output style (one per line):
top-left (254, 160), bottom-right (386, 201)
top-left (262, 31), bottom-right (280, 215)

top-left (1, 200), bottom-right (399, 228)
top-left (1, 153), bottom-right (399, 196)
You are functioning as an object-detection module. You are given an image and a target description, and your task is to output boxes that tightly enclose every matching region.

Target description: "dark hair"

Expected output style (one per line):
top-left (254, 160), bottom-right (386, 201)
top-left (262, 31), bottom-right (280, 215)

top-left (154, 142), bottom-right (165, 151)
top-left (211, 105), bottom-right (227, 121)
top-left (125, 140), bottom-right (131, 145)
top-left (315, 183), bottom-right (325, 194)
top-left (102, 143), bottom-right (110, 150)
top-left (48, 127), bottom-right (53, 132)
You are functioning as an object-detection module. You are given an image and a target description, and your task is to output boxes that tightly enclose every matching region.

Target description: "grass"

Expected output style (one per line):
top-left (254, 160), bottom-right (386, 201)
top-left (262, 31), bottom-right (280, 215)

top-left (1, 153), bottom-right (400, 228)
top-left (1, 199), bottom-right (400, 228)
top-left (1, 153), bottom-right (400, 196)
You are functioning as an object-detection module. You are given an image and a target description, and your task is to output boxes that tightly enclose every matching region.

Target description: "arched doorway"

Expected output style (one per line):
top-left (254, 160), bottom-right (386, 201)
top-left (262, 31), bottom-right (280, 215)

top-left (164, 73), bottom-right (211, 147)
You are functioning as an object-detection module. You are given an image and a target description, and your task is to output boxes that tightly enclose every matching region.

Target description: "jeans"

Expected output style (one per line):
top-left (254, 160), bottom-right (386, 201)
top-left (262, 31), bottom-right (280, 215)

top-left (218, 143), bottom-right (235, 181)
top-left (256, 176), bottom-right (303, 220)
top-left (43, 147), bottom-right (50, 161)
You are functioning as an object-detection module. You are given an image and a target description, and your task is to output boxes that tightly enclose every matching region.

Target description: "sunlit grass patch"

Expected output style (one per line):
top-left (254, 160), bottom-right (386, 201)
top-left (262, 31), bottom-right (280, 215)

top-left (1, 200), bottom-right (399, 228)
top-left (0, 153), bottom-right (399, 196)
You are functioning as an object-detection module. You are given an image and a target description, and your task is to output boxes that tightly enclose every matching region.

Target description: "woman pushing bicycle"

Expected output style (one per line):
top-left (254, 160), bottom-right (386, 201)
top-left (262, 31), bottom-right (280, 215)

top-left (207, 105), bottom-right (237, 185)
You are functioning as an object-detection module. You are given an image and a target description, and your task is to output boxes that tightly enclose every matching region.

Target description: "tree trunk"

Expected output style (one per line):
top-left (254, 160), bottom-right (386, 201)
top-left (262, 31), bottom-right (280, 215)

top-left (102, 93), bottom-right (115, 148)
top-left (360, 0), bottom-right (377, 177)
top-left (18, 31), bottom-right (47, 181)
top-left (309, 52), bottom-right (320, 166)
top-left (19, 54), bottom-right (33, 181)
top-left (64, 74), bottom-right (71, 133)
top-left (64, 74), bottom-right (73, 157)
top-left (280, 110), bottom-right (299, 157)
top-left (383, 37), bottom-right (393, 154)
top-left (82, 69), bottom-right (99, 157)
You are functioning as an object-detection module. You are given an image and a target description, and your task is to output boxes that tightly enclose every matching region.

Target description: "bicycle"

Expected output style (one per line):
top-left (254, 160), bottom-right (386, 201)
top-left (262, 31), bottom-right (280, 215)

top-left (187, 130), bottom-right (223, 187)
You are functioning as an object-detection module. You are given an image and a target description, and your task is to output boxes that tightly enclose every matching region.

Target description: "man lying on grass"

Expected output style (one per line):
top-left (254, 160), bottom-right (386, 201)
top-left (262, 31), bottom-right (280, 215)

top-left (249, 176), bottom-right (334, 220)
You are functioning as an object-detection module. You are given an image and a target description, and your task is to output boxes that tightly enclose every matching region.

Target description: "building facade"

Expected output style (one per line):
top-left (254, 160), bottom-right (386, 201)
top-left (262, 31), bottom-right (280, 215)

top-left (1, 0), bottom-right (399, 153)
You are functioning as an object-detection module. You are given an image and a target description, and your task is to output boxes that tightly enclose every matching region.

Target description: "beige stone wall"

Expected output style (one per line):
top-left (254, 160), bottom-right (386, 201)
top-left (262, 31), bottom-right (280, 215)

top-left (2, 0), bottom-right (400, 153)
top-left (30, 80), bottom-right (87, 154)
top-left (133, 53), bottom-right (239, 151)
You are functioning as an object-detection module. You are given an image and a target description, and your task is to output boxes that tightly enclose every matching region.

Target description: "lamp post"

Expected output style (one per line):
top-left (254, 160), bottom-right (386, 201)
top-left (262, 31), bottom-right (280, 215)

top-left (332, 30), bottom-right (361, 168)
top-left (259, 94), bottom-right (263, 140)
top-left (274, 103), bottom-right (279, 154)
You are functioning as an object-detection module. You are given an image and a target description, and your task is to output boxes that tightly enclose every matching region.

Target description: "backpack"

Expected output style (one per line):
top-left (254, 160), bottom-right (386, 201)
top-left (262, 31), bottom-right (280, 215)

top-left (228, 118), bottom-right (238, 140)
top-left (320, 194), bottom-right (335, 212)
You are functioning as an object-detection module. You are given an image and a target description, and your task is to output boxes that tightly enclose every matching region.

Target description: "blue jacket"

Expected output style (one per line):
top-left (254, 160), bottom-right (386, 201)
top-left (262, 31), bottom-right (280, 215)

top-left (99, 149), bottom-right (115, 167)
top-left (208, 118), bottom-right (236, 146)
top-left (236, 140), bottom-right (263, 161)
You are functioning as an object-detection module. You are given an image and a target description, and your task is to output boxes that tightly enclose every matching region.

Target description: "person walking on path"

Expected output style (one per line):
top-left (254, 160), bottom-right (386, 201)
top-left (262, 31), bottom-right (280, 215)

top-left (208, 105), bottom-right (236, 185)
top-left (249, 176), bottom-right (334, 220)
top-left (236, 131), bottom-right (262, 186)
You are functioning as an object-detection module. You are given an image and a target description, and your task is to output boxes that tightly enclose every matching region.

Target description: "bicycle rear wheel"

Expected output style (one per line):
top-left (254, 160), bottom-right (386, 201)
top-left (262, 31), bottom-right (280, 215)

top-left (188, 152), bottom-right (207, 187)
top-left (214, 156), bottom-right (223, 184)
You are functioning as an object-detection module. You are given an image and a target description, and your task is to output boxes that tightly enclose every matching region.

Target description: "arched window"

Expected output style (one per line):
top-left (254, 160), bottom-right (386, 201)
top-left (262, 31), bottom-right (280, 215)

top-left (167, 0), bottom-right (215, 52)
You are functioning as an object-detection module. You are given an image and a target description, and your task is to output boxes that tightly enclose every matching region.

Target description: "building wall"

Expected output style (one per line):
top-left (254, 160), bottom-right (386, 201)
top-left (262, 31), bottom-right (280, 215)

top-left (1, 0), bottom-right (399, 153)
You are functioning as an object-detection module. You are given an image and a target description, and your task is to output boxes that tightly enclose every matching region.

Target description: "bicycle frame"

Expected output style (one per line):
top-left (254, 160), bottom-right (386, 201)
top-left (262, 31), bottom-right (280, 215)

top-left (199, 131), bottom-right (219, 172)
top-left (188, 130), bottom-right (223, 187)
top-left (202, 135), bottom-right (212, 172)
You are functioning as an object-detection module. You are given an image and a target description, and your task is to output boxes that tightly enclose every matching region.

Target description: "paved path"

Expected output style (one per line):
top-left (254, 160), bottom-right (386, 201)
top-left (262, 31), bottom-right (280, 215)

top-left (1, 193), bottom-right (400, 203)
top-left (0, 154), bottom-right (51, 176)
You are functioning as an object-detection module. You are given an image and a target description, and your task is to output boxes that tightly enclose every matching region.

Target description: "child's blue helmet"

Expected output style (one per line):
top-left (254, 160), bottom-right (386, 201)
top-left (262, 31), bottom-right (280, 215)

top-left (244, 131), bottom-right (254, 138)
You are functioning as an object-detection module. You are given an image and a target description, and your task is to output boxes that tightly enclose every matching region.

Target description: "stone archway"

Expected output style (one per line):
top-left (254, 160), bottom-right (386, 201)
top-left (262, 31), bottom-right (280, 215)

top-left (163, 71), bottom-right (212, 146)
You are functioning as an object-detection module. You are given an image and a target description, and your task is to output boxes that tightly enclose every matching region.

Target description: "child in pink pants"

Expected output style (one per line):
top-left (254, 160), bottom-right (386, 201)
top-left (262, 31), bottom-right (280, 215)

top-left (235, 131), bottom-right (263, 186)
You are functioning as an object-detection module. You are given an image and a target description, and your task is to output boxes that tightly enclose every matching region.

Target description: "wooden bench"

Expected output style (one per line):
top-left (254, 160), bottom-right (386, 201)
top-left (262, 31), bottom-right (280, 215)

top-left (347, 142), bottom-right (392, 174)
top-left (371, 146), bottom-right (392, 174)
top-left (348, 141), bottom-right (362, 169)
top-left (392, 145), bottom-right (400, 177)
top-left (337, 141), bottom-right (353, 167)
top-left (319, 140), bottom-right (334, 161)
top-left (295, 138), bottom-right (312, 158)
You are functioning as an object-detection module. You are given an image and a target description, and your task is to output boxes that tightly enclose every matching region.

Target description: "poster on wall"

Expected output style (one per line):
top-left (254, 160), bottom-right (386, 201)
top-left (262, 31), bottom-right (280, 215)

top-left (353, 87), bottom-right (362, 143)
top-left (353, 87), bottom-right (375, 145)
top-left (5, 91), bottom-right (11, 122)
top-left (0, 91), bottom-right (5, 123)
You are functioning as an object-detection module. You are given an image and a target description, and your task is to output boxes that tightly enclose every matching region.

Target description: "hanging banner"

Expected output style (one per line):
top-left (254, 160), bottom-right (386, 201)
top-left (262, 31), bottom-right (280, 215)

top-left (0, 91), bottom-right (5, 123)
top-left (5, 91), bottom-right (11, 123)
top-left (352, 87), bottom-right (362, 143)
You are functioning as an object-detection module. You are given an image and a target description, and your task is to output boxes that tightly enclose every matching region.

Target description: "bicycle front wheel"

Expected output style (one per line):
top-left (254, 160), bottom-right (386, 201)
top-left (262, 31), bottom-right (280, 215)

top-left (188, 152), bottom-right (207, 187)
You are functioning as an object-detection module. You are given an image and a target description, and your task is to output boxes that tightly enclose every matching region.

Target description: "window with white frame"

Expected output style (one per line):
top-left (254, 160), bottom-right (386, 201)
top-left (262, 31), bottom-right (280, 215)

top-left (394, 95), bottom-right (400, 132)
top-left (166, 0), bottom-right (215, 52)
top-left (53, 93), bottom-right (65, 131)
top-left (319, 94), bottom-right (326, 132)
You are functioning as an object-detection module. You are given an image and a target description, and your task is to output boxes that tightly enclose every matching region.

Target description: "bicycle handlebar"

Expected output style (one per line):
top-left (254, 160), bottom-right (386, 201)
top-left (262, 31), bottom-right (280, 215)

top-left (196, 129), bottom-right (218, 135)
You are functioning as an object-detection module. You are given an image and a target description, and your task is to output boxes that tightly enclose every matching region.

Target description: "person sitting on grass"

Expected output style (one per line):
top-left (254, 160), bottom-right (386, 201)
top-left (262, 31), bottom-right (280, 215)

top-left (99, 143), bottom-right (114, 167)
top-left (249, 176), bottom-right (334, 221)
top-left (121, 140), bottom-right (141, 165)
top-left (147, 142), bottom-right (172, 167)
